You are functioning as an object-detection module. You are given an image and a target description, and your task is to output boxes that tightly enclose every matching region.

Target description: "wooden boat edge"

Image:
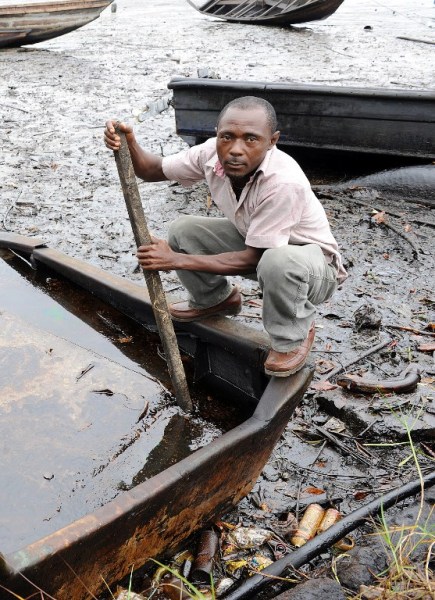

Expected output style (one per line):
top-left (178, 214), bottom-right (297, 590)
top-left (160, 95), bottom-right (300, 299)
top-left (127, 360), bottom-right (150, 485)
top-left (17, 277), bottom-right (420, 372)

top-left (0, 232), bottom-right (271, 403)
top-left (0, 0), bottom-right (113, 47)
top-left (0, 235), bottom-right (313, 598)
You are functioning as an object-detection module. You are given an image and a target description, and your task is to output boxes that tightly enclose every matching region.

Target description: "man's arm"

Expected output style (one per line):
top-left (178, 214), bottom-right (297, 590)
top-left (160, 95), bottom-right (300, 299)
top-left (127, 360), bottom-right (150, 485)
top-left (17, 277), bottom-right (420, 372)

top-left (137, 238), bottom-right (263, 275)
top-left (104, 120), bottom-right (167, 182)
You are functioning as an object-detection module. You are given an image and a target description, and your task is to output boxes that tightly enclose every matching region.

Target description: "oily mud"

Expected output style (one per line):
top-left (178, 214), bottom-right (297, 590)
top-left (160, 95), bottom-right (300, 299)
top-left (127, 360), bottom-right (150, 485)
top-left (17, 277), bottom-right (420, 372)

top-left (0, 0), bottom-right (434, 597)
top-left (0, 250), bottom-right (245, 555)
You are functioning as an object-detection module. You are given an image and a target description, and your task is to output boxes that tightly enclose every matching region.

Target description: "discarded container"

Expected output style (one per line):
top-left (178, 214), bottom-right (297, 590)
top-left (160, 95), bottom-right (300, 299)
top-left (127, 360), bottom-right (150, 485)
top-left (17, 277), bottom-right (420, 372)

top-left (215, 577), bottom-right (235, 596)
top-left (249, 553), bottom-right (273, 571)
top-left (317, 508), bottom-right (341, 534)
top-left (191, 528), bottom-right (220, 583)
top-left (316, 508), bottom-right (355, 551)
top-left (290, 504), bottom-right (325, 547)
top-left (333, 536), bottom-right (355, 551)
top-left (227, 526), bottom-right (273, 549)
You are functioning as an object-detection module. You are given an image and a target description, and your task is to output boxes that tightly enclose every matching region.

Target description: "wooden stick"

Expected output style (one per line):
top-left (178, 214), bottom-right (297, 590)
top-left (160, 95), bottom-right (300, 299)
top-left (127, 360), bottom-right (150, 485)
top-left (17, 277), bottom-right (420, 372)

top-left (385, 324), bottom-right (435, 338)
top-left (322, 338), bottom-right (391, 382)
top-left (113, 130), bottom-right (192, 412)
top-left (397, 36), bottom-right (435, 46)
top-left (377, 216), bottom-right (421, 259)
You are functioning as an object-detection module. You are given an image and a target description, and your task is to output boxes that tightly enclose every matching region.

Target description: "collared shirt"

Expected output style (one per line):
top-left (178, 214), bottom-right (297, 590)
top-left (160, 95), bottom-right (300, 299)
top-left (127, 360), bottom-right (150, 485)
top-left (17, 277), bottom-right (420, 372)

top-left (162, 137), bottom-right (347, 282)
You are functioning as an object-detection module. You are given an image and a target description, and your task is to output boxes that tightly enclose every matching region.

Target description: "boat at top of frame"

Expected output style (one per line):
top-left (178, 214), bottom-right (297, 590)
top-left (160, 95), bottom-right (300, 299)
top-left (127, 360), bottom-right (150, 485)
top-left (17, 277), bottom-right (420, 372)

top-left (0, 0), bottom-right (114, 48)
top-left (0, 232), bottom-right (312, 600)
top-left (186, 0), bottom-right (345, 25)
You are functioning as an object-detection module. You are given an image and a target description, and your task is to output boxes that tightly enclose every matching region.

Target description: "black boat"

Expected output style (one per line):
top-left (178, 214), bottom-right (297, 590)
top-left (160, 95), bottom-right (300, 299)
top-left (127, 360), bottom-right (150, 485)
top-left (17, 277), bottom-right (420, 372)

top-left (168, 77), bottom-right (435, 160)
top-left (186, 0), bottom-right (345, 26)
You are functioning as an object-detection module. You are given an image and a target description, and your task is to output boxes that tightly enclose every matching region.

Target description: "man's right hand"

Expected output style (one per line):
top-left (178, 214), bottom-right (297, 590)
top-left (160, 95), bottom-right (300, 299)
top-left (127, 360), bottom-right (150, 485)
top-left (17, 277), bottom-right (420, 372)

top-left (104, 120), bottom-right (134, 151)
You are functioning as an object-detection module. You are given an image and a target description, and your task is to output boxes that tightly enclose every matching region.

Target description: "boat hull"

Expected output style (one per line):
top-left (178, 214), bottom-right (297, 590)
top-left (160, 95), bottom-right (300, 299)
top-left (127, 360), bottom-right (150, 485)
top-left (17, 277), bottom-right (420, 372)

top-left (0, 0), bottom-right (113, 47)
top-left (187, 0), bottom-right (345, 25)
top-left (0, 233), bottom-right (312, 600)
top-left (168, 78), bottom-right (435, 160)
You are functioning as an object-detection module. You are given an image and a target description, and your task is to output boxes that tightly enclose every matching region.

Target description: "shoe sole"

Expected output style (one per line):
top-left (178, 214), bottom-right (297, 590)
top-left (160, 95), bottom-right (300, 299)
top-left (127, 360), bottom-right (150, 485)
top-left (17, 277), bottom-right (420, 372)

top-left (264, 361), bottom-right (307, 377)
top-left (170, 304), bottom-right (242, 323)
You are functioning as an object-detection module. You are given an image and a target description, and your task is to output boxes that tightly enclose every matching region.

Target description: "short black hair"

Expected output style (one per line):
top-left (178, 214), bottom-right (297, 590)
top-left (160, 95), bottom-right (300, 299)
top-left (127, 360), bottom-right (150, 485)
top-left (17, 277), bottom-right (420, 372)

top-left (217, 96), bottom-right (278, 134)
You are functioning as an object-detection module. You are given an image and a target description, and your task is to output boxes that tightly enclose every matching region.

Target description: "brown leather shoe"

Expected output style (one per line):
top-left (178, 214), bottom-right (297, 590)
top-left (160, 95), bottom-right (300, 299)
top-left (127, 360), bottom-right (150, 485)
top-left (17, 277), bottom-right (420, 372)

top-left (264, 323), bottom-right (315, 377)
top-left (169, 286), bottom-right (242, 322)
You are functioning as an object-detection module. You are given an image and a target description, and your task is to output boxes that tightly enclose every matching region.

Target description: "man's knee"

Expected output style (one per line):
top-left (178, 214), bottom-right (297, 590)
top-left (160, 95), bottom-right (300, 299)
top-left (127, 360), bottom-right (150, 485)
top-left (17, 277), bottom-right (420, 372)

top-left (168, 215), bottom-right (195, 250)
top-left (258, 246), bottom-right (309, 282)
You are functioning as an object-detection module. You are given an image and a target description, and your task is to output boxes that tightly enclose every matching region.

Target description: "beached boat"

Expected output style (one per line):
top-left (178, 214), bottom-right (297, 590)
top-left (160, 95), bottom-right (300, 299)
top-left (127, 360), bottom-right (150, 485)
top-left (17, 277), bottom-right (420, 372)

top-left (186, 0), bottom-right (345, 25)
top-left (0, 0), bottom-right (113, 48)
top-left (0, 232), bottom-right (312, 600)
top-left (168, 77), bottom-right (435, 160)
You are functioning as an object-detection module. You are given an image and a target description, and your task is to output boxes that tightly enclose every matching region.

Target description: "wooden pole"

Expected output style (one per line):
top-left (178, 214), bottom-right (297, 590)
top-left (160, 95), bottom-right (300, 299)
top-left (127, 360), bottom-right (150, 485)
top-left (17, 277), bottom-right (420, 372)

top-left (113, 130), bottom-right (192, 412)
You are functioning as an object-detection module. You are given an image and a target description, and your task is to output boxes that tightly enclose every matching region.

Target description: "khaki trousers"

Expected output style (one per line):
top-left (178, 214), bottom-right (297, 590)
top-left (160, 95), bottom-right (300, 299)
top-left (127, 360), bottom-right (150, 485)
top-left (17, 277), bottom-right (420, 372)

top-left (168, 215), bottom-right (338, 351)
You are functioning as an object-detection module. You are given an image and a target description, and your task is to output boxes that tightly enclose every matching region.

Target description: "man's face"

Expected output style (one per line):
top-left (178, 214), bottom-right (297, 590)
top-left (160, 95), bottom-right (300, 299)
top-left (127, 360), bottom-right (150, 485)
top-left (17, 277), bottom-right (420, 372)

top-left (216, 106), bottom-right (280, 181)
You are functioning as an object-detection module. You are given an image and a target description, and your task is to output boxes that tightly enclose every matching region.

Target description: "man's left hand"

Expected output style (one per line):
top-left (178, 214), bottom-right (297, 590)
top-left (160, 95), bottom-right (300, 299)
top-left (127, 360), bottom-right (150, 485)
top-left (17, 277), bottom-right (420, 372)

top-left (136, 237), bottom-right (180, 271)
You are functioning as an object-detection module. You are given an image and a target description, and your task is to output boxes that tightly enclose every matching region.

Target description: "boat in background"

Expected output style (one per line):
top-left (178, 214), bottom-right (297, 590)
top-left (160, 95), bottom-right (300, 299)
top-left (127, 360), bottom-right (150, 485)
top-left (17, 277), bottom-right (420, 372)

top-left (186, 0), bottom-right (345, 25)
top-left (168, 77), bottom-right (435, 160)
top-left (0, 232), bottom-right (312, 600)
top-left (0, 0), bottom-right (113, 48)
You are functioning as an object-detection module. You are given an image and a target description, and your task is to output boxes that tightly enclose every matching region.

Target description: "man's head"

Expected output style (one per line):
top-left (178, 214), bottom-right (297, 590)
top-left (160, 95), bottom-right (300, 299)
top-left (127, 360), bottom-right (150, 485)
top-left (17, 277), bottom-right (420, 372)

top-left (215, 96), bottom-right (280, 182)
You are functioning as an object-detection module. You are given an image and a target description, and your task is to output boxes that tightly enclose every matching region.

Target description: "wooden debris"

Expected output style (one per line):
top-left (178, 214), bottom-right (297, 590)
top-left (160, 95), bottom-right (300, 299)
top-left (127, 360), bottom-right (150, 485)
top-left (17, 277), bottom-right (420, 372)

top-left (314, 425), bottom-right (372, 466)
top-left (371, 211), bottom-right (421, 259)
top-left (397, 36), bottom-right (435, 46)
top-left (385, 324), bottom-right (435, 337)
top-left (336, 364), bottom-right (421, 395)
top-left (323, 338), bottom-right (391, 381)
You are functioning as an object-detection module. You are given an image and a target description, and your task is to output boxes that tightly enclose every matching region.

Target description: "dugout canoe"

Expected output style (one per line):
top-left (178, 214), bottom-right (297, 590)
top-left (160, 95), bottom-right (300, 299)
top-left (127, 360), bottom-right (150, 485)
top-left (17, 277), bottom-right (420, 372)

top-left (168, 77), bottom-right (435, 160)
top-left (186, 0), bottom-right (345, 25)
top-left (0, 0), bottom-right (113, 48)
top-left (0, 232), bottom-right (312, 600)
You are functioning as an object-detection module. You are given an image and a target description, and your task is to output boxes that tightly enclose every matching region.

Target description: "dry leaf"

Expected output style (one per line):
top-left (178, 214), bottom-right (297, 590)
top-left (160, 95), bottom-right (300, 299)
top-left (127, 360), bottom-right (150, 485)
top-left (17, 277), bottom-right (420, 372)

top-left (310, 381), bottom-right (338, 392)
top-left (372, 211), bottom-right (386, 224)
top-left (418, 343), bottom-right (435, 352)
top-left (303, 486), bottom-right (325, 495)
top-left (314, 358), bottom-right (336, 374)
top-left (354, 490), bottom-right (370, 501)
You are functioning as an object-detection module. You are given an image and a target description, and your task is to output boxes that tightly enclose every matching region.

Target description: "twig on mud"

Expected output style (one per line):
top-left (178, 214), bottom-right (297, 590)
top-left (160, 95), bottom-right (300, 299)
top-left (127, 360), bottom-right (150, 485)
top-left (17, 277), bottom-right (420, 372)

top-left (0, 102), bottom-right (29, 113)
top-left (397, 36), bottom-right (435, 46)
top-left (420, 442), bottom-right (435, 459)
top-left (322, 338), bottom-right (391, 381)
top-left (295, 478), bottom-right (303, 521)
top-left (385, 324), bottom-right (435, 337)
top-left (313, 425), bottom-right (372, 466)
top-left (376, 216), bottom-right (421, 259)
top-left (2, 191), bottom-right (22, 231)
top-left (310, 440), bottom-right (327, 466)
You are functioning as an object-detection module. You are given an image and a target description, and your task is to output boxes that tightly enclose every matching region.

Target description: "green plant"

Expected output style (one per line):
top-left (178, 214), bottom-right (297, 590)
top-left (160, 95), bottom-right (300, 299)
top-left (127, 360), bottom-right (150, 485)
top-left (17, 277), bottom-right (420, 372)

top-left (150, 559), bottom-right (214, 599)
top-left (347, 404), bottom-right (435, 599)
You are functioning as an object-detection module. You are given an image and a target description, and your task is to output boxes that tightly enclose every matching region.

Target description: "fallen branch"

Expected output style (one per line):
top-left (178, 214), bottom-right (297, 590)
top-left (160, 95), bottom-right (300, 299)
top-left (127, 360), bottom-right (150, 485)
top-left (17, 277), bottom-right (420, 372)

top-left (397, 36), bottom-right (435, 46)
top-left (222, 472), bottom-right (435, 600)
top-left (377, 216), bottom-right (421, 259)
top-left (322, 338), bottom-right (391, 381)
top-left (313, 425), bottom-right (372, 466)
top-left (385, 324), bottom-right (435, 338)
top-left (336, 364), bottom-right (421, 395)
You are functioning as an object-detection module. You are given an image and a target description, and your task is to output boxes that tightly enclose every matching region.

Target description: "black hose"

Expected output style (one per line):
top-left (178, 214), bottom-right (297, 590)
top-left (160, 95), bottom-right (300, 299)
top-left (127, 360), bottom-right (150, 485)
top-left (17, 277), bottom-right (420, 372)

top-left (223, 471), bottom-right (435, 600)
